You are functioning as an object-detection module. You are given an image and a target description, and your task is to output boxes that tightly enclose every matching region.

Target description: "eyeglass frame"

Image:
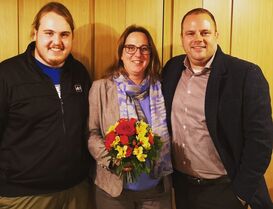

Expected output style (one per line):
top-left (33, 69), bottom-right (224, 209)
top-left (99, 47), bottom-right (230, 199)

top-left (123, 44), bottom-right (152, 55)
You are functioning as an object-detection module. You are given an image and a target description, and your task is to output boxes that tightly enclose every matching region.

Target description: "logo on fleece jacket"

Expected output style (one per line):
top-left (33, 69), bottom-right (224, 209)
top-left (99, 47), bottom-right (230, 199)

top-left (74, 84), bottom-right (82, 93)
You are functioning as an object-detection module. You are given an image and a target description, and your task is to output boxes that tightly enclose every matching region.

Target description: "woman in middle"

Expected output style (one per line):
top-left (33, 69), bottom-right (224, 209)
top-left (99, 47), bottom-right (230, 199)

top-left (88, 25), bottom-right (173, 209)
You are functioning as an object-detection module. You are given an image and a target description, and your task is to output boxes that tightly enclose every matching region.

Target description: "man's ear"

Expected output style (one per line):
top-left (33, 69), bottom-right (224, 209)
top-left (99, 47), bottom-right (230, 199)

top-left (180, 34), bottom-right (184, 47)
top-left (33, 29), bottom-right (38, 41)
top-left (215, 31), bottom-right (219, 39)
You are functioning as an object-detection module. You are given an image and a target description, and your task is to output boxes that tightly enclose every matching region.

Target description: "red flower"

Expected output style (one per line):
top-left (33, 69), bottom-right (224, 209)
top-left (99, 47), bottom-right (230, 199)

top-left (126, 146), bottom-right (133, 157)
top-left (129, 118), bottom-right (137, 126)
top-left (120, 135), bottom-right (129, 145)
top-left (115, 119), bottom-right (136, 136)
top-left (148, 133), bottom-right (154, 145)
top-left (105, 131), bottom-right (116, 151)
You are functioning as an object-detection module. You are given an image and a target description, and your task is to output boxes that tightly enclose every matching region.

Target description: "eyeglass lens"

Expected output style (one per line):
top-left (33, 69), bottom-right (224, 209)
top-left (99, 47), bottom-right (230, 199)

top-left (124, 44), bottom-right (151, 55)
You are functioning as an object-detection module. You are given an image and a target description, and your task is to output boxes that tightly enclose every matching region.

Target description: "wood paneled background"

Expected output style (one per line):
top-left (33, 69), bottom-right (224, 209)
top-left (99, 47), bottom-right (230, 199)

top-left (1, 0), bottom-right (272, 202)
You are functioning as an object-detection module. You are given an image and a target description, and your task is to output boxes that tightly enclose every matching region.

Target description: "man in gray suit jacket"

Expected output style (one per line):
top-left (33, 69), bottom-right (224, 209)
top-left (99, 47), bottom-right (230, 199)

top-left (162, 8), bottom-right (273, 209)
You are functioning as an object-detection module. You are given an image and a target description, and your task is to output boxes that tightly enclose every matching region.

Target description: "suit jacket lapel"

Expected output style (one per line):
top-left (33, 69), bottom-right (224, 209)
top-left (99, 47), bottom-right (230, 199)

top-left (205, 46), bottom-right (228, 147)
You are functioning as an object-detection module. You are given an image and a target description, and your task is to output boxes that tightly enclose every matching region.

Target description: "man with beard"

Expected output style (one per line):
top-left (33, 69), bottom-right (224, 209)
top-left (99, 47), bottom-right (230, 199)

top-left (0, 2), bottom-right (93, 208)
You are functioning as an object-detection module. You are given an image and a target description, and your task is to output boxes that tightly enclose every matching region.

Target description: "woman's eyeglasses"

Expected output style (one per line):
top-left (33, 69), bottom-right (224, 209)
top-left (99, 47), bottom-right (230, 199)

top-left (123, 44), bottom-right (151, 55)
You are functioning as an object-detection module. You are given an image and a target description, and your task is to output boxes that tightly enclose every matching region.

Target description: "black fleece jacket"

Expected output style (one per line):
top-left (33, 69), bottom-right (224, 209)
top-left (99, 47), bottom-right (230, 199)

top-left (0, 42), bottom-right (92, 196)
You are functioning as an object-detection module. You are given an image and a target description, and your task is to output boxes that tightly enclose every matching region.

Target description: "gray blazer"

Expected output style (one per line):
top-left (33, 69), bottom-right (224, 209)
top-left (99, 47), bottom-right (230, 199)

top-left (88, 78), bottom-right (171, 197)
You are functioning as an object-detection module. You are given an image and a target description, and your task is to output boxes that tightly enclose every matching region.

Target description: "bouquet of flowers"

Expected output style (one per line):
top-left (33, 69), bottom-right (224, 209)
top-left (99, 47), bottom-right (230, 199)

top-left (104, 118), bottom-right (163, 183)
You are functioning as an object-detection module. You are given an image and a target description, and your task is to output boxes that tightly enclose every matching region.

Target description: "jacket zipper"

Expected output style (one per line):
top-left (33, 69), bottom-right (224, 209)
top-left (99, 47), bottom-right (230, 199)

top-left (38, 68), bottom-right (66, 134)
top-left (60, 97), bottom-right (66, 134)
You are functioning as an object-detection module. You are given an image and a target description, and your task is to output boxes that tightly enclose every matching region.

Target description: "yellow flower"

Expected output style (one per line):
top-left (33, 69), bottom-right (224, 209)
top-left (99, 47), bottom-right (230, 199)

top-left (136, 121), bottom-right (148, 136)
top-left (137, 135), bottom-right (151, 150)
top-left (115, 145), bottom-right (128, 159)
top-left (142, 141), bottom-right (151, 150)
top-left (133, 146), bottom-right (147, 162)
top-left (111, 136), bottom-right (120, 148)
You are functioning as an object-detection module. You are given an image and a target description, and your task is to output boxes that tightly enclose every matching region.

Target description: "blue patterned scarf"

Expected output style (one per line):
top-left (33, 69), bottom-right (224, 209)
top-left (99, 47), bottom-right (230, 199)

top-left (113, 74), bottom-right (173, 178)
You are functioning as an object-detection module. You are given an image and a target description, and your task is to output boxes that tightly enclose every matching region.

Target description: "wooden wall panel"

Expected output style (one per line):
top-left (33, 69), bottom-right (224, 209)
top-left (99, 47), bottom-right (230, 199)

top-left (125, 0), bottom-right (164, 63)
top-left (0, 0), bottom-right (18, 61)
top-left (18, 0), bottom-right (92, 74)
top-left (162, 0), bottom-right (173, 65)
top-left (18, 0), bottom-right (48, 53)
top-left (66, 0), bottom-right (93, 75)
top-left (231, 0), bottom-right (273, 100)
top-left (94, 0), bottom-right (126, 79)
top-left (203, 0), bottom-right (232, 54)
top-left (172, 0), bottom-right (202, 56)
top-left (232, 0), bottom-right (273, 199)
top-left (89, 0), bottom-right (95, 79)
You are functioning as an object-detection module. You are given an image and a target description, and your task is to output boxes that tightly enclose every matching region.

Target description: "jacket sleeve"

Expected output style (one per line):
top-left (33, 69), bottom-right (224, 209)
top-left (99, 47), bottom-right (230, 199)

top-left (232, 65), bottom-right (273, 204)
top-left (0, 70), bottom-right (8, 141)
top-left (88, 81), bottom-right (111, 168)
